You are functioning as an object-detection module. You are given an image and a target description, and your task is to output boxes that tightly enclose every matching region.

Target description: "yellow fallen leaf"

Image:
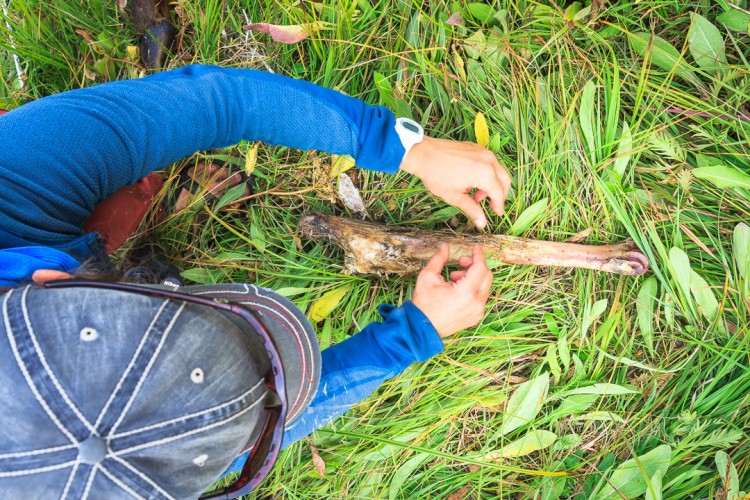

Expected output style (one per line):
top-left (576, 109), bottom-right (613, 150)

top-left (475, 112), bottom-right (490, 147)
top-left (453, 51), bottom-right (467, 83)
top-left (309, 285), bottom-right (350, 322)
top-left (331, 155), bottom-right (356, 178)
top-left (245, 143), bottom-right (259, 176)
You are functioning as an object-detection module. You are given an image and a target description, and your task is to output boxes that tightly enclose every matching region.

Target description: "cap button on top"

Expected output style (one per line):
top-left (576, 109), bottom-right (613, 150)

top-left (78, 436), bottom-right (108, 464)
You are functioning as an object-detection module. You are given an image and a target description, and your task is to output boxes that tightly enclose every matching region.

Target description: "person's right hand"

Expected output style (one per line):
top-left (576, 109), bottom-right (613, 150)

top-left (410, 244), bottom-right (493, 338)
top-left (399, 136), bottom-right (512, 230)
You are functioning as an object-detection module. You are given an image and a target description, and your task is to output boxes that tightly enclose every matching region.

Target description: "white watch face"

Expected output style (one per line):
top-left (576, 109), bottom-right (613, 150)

top-left (395, 118), bottom-right (424, 153)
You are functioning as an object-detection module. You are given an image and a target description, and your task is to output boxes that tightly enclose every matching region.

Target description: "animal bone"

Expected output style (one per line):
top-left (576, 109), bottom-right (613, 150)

top-left (298, 212), bottom-right (649, 276)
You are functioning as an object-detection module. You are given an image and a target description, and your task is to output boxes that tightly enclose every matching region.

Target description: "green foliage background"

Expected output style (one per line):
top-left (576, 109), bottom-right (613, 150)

top-left (2, 0), bottom-right (750, 498)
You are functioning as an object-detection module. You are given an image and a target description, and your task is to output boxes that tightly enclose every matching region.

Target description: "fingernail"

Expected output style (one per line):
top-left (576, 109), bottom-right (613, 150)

top-left (475, 219), bottom-right (486, 229)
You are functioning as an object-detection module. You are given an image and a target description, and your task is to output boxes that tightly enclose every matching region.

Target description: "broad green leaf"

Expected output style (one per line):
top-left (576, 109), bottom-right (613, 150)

top-left (388, 453), bottom-right (431, 500)
top-left (563, 2), bottom-right (582, 23)
top-left (628, 32), bottom-right (700, 86)
top-left (669, 247), bottom-right (692, 299)
top-left (274, 287), bottom-right (313, 298)
top-left (551, 433), bottom-right (582, 452)
top-left (467, 3), bottom-right (494, 23)
top-left (734, 223), bottom-right (750, 297)
top-left (645, 470), bottom-right (663, 500)
top-left (688, 13), bottom-right (727, 72)
top-left (573, 411), bottom-right (625, 423)
top-left (598, 445), bottom-right (672, 499)
top-left (582, 298), bottom-right (608, 336)
top-left (394, 97), bottom-right (413, 121)
top-left (180, 268), bottom-right (220, 284)
top-left (484, 430), bottom-right (557, 460)
top-left (309, 285), bottom-right (351, 322)
top-left (474, 111), bottom-right (490, 147)
top-left (212, 251), bottom-right (251, 262)
top-left (612, 121), bottom-right (632, 180)
top-left (694, 165), bottom-right (750, 190)
top-left (597, 349), bottom-right (683, 374)
top-left (500, 373), bottom-right (549, 436)
top-left (579, 80), bottom-right (597, 158)
top-left (361, 430), bottom-right (424, 461)
top-left (556, 383), bottom-right (638, 398)
top-left (557, 394), bottom-right (598, 415)
top-left (546, 344), bottom-right (562, 384)
top-left (664, 295), bottom-right (676, 327)
top-left (690, 270), bottom-right (719, 322)
top-left (373, 72), bottom-right (396, 110)
top-left (558, 335), bottom-right (570, 370)
top-left (249, 223), bottom-right (266, 253)
top-left (716, 451), bottom-right (740, 499)
top-left (509, 197), bottom-right (548, 235)
top-left (717, 10), bottom-right (750, 33)
top-left (637, 276), bottom-right (658, 354)
top-left (214, 182), bottom-right (249, 211)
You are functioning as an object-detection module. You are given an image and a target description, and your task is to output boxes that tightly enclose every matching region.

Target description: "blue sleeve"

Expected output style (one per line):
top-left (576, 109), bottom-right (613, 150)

top-left (222, 301), bottom-right (443, 475)
top-left (0, 65), bottom-right (405, 248)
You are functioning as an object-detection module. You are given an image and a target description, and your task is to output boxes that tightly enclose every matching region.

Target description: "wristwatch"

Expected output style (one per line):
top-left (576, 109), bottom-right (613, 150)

top-left (394, 117), bottom-right (424, 156)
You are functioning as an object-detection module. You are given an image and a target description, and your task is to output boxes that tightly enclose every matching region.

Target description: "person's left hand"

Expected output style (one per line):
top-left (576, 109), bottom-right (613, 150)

top-left (410, 244), bottom-right (493, 338)
top-left (400, 136), bottom-right (512, 229)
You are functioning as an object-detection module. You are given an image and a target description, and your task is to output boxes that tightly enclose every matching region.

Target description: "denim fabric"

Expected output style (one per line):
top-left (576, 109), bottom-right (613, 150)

top-left (0, 286), bottom-right (268, 498)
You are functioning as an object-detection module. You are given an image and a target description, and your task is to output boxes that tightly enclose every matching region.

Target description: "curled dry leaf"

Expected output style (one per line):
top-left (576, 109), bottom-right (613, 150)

top-left (568, 227), bottom-right (592, 243)
top-left (244, 21), bottom-right (329, 44)
top-left (446, 12), bottom-right (464, 26)
top-left (306, 438), bottom-right (326, 478)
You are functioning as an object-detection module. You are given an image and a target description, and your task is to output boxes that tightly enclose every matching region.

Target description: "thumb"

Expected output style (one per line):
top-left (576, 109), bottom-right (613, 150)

top-left (422, 243), bottom-right (450, 275)
top-left (455, 195), bottom-right (487, 229)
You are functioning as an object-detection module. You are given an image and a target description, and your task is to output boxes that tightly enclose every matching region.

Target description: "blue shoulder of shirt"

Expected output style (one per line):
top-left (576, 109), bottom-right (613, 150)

top-left (0, 65), bottom-right (406, 284)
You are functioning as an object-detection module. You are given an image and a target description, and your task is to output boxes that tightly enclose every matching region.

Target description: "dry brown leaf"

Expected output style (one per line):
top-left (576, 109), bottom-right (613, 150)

top-left (446, 485), bottom-right (471, 500)
top-left (446, 12), bottom-right (465, 26)
top-left (244, 21), bottom-right (329, 44)
top-left (75, 29), bottom-right (95, 44)
top-left (306, 438), bottom-right (326, 478)
top-left (568, 227), bottom-right (592, 243)
top-left (117, 0), bottom-right (127, 14)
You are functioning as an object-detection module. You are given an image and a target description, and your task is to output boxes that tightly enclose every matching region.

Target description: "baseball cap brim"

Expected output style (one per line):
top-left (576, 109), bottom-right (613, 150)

top-left (180, 284), bottom-right (321, 426)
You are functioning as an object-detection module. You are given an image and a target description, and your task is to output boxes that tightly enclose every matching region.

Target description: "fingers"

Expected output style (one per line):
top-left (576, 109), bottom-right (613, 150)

top-left (464, 245), bottom-right (491, 288)
top-left (449, 270), bottom-right (467, 282)
top-left (455, 195), bottom-right (488, 230)
top-left (421, 243), bottom-right (450, 276)
top-left (458, 255), bottom-right (473, 269)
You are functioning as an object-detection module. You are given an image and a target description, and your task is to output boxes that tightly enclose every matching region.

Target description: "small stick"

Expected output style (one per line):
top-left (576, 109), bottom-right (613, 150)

top-left (298, 212), bottom-right (649, 276)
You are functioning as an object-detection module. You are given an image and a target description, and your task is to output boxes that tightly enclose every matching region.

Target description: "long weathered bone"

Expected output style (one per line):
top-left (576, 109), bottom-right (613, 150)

top-left (298, 212), bottom-right (649, 276)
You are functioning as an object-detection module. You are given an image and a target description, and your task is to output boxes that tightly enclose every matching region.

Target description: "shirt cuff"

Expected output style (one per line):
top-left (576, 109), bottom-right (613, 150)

top-left (379, 300), bottom-right (444, 363)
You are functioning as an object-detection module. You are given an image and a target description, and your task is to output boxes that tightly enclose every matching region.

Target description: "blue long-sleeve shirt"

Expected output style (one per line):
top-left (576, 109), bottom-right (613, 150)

top-left (0, 66), bottom-right (443, 466)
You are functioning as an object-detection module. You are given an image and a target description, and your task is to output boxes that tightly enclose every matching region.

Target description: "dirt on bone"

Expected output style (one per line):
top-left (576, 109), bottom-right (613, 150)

top-left (297, 211), bottom-right (650, 276)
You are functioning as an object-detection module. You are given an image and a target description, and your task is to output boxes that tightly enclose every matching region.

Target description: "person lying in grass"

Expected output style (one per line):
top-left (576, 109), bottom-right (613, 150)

top-left (0, 65), bottom-right (510, 498)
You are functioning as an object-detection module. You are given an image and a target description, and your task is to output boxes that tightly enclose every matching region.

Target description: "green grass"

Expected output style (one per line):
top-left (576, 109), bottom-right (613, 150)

top-left (3, 0), bottom-right (750, 498)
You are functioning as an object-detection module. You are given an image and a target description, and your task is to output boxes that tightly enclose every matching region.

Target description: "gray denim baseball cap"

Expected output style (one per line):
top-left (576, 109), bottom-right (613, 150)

top-left (0, 283), bottom-right (320, 498)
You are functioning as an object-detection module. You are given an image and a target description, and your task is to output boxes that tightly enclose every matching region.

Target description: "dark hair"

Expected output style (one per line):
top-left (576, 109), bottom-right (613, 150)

top-left (0, 243), bottom-right (181, 295)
